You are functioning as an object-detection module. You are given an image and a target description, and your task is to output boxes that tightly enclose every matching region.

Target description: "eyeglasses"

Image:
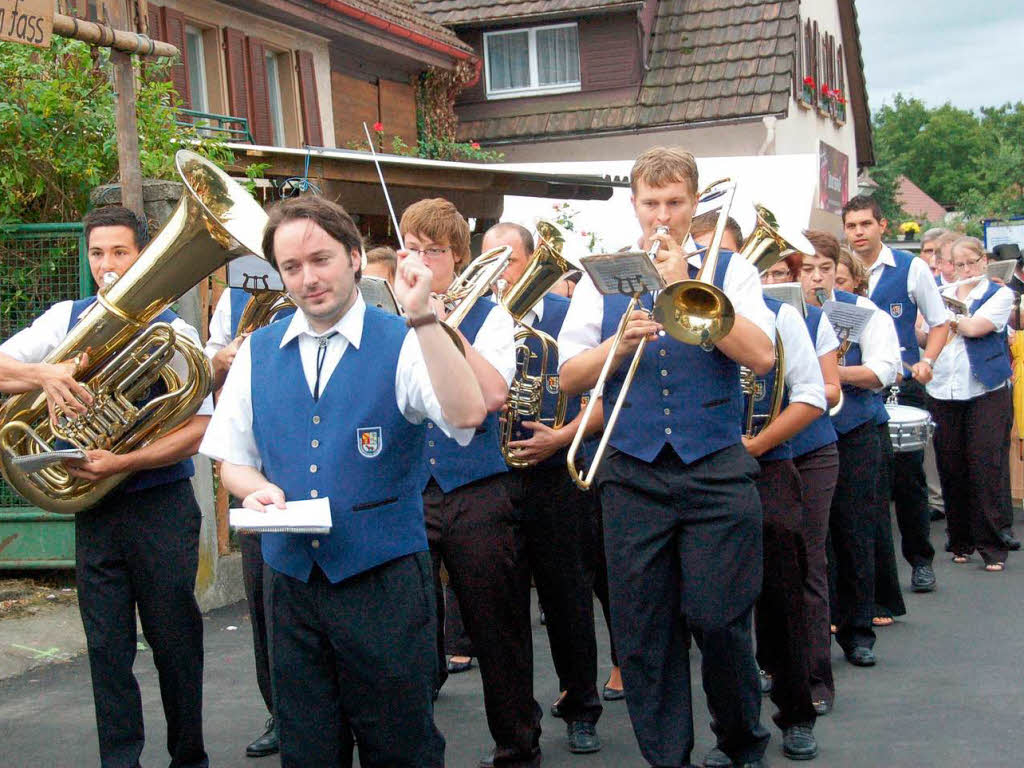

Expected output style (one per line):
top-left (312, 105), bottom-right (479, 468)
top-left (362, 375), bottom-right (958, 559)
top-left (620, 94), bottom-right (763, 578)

top-left (407, 246), bottom-right (451, 258)
top-left (953, 256), bottom-right (984, 271)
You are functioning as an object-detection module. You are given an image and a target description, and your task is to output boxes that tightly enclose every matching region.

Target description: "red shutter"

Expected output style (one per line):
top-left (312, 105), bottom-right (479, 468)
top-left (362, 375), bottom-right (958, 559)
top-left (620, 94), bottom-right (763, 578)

top-left (295, 51), bottom-right (323, 146)
top-left (224, 28), bottom-right (250, 133)
top-left (146, 3), bottom-right (163, 41)
top-left (246, 37), bottom-right (273, 145)
top-left (161, 6), bottom-right (191, 109)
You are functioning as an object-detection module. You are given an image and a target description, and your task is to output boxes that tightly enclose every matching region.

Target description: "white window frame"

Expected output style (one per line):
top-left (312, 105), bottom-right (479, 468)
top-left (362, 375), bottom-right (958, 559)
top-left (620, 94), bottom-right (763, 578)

top-left (483, 22), bottom-right (582, 100)
top-left (264, 51), bottom-right (287, 146)
top-left (184, 25), bottom-right (210, 114)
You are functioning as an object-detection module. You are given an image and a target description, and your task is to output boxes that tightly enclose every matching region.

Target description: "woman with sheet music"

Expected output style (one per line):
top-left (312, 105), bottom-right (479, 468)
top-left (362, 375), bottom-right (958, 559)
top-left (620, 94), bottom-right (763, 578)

top-left (925, 236), bottom-right (1014, 572)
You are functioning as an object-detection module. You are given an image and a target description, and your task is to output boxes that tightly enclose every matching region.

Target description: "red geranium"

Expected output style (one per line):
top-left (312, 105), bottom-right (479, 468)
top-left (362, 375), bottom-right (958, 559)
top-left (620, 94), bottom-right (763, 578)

top-left (471, 141), bottom-right (481, 150)
top-left (372, 121), bottom-right (383, 132)
top-left (820, 83), bottom-right (830, 95)
top-left (803, 76), bottom-right (815, 87)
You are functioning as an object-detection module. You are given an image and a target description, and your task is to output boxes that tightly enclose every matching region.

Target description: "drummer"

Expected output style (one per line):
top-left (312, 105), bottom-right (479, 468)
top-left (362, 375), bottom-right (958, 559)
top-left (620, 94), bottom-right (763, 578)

top-left (925, 236), bottom-right (1014, 571)
top-left (801, 231), bottom-right (900, 669)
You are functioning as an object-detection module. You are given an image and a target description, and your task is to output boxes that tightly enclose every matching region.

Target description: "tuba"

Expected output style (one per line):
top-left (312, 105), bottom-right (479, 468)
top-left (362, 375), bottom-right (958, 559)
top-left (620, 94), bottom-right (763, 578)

top-left (236, 274), bottom-right (296, 336)
top-left (0, 150), bottom-right (269, 514)
top-left (440, 245), bottom-right (512, 330)
top-left (497, 221), bottom-right (573, 468)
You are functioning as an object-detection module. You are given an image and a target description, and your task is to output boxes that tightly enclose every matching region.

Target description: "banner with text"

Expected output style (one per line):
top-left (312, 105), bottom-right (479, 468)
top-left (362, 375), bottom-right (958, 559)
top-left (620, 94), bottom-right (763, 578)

top-left (0, 0), bottom-right (52, 48)
top-left (818, 141), bottom-right (849, 215)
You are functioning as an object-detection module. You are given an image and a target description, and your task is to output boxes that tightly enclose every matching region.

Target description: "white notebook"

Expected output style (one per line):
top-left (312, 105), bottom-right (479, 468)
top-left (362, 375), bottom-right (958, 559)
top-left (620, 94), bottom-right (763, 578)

top-left (229, 497), bottom-right (332, 534)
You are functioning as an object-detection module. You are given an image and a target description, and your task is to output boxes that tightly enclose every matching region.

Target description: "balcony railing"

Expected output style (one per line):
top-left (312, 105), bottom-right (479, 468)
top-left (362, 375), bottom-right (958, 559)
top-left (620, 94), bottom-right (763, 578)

top-left (176, 109), bottom-right (254, 143)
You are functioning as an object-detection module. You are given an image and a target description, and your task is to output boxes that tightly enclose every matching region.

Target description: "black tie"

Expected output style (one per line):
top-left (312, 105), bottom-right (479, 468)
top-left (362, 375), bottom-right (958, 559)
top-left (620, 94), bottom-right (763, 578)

top-left (313, 332), bottom-right (337, 402)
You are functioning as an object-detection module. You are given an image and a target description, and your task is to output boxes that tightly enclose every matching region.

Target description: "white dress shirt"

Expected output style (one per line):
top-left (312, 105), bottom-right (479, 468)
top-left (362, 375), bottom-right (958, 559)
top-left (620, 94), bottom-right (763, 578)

top-left (926, 278), bottom-right (1013, 401)
top-left (826, 291), bottom-right (901, 391)
top-left (0, 300), bottom-right (214, 416)
top-left (205, 289), bottom-right (234, 358)
top-left (558, 243), bottom-right (776, 366)
top-left (813, 310), bottom-right (840, 357)
top-left (199, 292), bottom-right (475, 471)
top-left (464, 299), bottom-right (517, 387)
top-left (776, 303), bottom-right (826, 410)
top-left (867, 245), bottom-right (947, 327)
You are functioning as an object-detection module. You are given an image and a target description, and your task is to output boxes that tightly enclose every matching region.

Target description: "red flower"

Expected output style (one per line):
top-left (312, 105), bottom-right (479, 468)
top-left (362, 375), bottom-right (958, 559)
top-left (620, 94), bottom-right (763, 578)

top-left (372, 121), bottom-right (383, 132)
top-left (471, 141), bottom-right (481, 150)
top-left (820, 83), bottom-right (830, 94)
top-left (803, 76), bottom-right (815, 87)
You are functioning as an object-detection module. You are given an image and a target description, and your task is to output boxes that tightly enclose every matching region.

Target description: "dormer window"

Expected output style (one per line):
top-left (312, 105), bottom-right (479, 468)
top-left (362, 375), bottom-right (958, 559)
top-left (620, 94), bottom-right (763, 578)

top-left (484, 22), bottom-right (581, 99)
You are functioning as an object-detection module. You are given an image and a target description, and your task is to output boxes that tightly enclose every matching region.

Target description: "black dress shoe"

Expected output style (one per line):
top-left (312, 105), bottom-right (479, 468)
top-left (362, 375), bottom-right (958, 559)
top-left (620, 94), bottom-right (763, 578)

top-left (930, 507), bottom-right (945, 521)
top-left (446, 656), bottom-right (474, 674)
top-left (567, 721), bottom-right (601, 753)
top-left (782, 724), bottom-right (818, 760)
top-left (478, 747), bottom-right (495, 768)
top-left (245, 716), bottom-right (279, 758)
top-left (812, 699), bottom-right (832, 716)
top-left (602, 684), bottom-right (625, 701)
top-left (703, 746), bottom-right (732, 767)
top-left (1000, 529), bottom-right (1022, 551)
top-left (911, 564), bottom-right (936, 592)
top-left (845, 646), bottom-right (876, 667)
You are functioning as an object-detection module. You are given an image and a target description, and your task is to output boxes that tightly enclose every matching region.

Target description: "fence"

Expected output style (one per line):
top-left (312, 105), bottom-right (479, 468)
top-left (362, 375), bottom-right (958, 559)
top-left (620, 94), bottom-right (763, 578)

top-left (0, 223), bottom-right (89, 567)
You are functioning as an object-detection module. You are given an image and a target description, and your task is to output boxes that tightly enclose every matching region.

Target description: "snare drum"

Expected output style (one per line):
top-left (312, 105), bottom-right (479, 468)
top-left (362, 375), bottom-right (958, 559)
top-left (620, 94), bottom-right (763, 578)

top-left (886, 404), bottom-right (934, 452)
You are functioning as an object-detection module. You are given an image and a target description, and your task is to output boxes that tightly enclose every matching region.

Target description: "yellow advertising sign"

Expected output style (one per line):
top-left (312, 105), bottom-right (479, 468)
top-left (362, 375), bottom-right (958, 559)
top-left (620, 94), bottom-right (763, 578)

top-left (0, 0), bottom-right (53, 48)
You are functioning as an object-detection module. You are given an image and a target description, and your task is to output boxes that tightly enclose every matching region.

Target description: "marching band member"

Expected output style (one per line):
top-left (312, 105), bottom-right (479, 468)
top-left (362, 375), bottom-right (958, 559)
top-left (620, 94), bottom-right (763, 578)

top-left (926, 236), bottom-right (1014, 571)
top-left (363, 245), bottom-right (397, 284)
top-left (201, 197), bottom-right (486, 766)
top-left (843, 196), bottom-right (948, 594)
top-left (398, 199), bottom-right (541, 768)
top-left (0, 206), bottom-right (211, 768)
top-left (802, 230), bottom-right (901, 668)
top-left (559, 147), bottom-right (774, 768)
top-left (482, 222), bottom-right (603, 753)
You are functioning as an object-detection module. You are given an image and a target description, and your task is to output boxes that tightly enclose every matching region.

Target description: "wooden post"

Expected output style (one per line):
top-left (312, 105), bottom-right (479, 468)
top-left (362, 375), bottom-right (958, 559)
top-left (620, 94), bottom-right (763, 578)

top-left (107, 0), bottom-right (143, 218)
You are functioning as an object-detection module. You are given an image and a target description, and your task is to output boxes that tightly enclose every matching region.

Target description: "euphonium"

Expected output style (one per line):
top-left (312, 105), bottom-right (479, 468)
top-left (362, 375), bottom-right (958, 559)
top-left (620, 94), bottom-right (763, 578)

top-left (497, 221), bottom-right (573, 468)
top-left (741, 329), bottom-right (786, 437)
top-left (236, 275), bottom-right (297, 335)
top-left (439, 245), bottom-right (512, 331)
top-left (0, 150), bottom-right (269, 514)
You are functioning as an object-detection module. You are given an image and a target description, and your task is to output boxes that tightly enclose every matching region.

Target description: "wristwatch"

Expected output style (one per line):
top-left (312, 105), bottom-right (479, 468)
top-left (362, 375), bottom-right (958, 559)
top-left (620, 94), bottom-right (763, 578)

top-left (920, 356), bottom-right (935, 368)
top-left (406, 309), bottom-right (438, 329)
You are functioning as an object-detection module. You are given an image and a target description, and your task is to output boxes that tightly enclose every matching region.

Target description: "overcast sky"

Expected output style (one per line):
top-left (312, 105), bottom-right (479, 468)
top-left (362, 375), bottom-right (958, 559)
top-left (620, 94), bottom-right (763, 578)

top-left (856, 0), bottom-right (1024, 113)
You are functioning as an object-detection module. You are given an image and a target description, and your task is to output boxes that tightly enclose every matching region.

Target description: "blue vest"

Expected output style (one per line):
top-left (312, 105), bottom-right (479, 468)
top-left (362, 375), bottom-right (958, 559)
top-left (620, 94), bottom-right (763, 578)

top-left (935, 274), bottom-right (943, 287)
top-left (869, 249), bottom-right (919, 365)
top-left (511, 294), bottom-right (583, 470)
top-left (790, 304), bottom-right (837, 457)
top-left (68, 298), bottom-right (195, 493)
top-left (229, 286), bottom-right (296, 338)
top-left (600, 251), bottom-right (743, 464)
top-left (964, 283), bottom-right (1013, 389)
top-left (829, 291), bottom-right (878, 435)
top-left (251, 308), bottom-right (428, 583)
top-left (750, 297), bottom-right (792, 462)
top-left (422, 298), bottom-right (507, 492)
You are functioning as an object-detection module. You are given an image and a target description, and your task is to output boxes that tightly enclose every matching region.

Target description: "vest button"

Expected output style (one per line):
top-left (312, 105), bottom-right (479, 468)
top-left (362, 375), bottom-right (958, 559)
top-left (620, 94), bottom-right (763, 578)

top-left (428, 440), bottom-right (435, 447)
top-left (662, 388), bottom-right (670, 396)
top-left (310, 464), bottom-right (318, 473)
top-left (660, 369), bottom-right (668, 377)
top-left (427, 422), bottom-right (434, 429)
top-left (664, 408), bottom-right (671, 415)
top-left (429, 458), bottom-right (437, 466)
top-left (311, 539), bottom-right (320, 549)
top-left (664, 427), bottom-right (672, 435)
top-left (310, 489), bottom-right (319, 498)
top-left (659, 349), bottom-right (666, 357)
top-left (312, 415), bottom-right (321, 424)
top-left (311, 440), bottom-right (319, 448)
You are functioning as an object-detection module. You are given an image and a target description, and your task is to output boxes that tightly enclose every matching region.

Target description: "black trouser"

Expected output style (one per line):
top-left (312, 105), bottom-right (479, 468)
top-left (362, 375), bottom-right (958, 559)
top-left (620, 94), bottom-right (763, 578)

top-left (240, 532), bottom-right (274, 715)
top-left (929, 388), bottom-right (1012, 565)
top-left (875, 425), bottom-right (908, 617)
top-left (267, 553), bottom-right (443, 768)
top-left (754, 458), bottom-right (816, 731)
top-left (423, 475), bottom-right (541, 768)
top-left (888, 378), bottom-right (936, 567)
top-left (580, 485), bottom-right (618, 668)
top-left (511, 462), bottom-right (603, 724)
top-left (792, 443), bottom-right (838, 706)
top-left (442, 583), bottom-right (475, 657)
top-left (75, 479), bottom-right (207, 768)
top-left (829, 421), bottom-right (881, 652)
top-left (598, 444), bottom-right (769, 767)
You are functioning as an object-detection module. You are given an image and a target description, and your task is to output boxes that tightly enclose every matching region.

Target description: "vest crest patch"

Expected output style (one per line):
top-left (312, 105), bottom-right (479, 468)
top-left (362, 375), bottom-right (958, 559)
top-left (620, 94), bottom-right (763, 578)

top-left (357, 426), bottom-right (382, 458)
top-left (889, 302), bottom-right (903, 318)
top-left (754, 380), bottom-right (766, 401)
top-left (545, 375), bottom-right (560, 395)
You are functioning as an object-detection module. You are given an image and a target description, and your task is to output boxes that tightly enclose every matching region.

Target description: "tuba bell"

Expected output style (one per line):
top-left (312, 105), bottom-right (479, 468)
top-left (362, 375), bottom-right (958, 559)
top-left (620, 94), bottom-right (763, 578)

top-left (0, 150), bottom-right (269, 514)
top-left (497, 220), bottom-right (573, 468)
top-left (235, 274), bottom-right (297, 336)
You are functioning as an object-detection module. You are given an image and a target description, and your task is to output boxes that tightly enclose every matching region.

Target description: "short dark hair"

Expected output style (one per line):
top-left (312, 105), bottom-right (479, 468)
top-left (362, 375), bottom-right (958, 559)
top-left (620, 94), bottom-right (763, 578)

top-left (365, 245), bottom-right (397, 267)
top-left (83, 206), bottom-right (148, 251)
top-left (841, 195), bottom-right (883, 224)
top-left (689, 211), bottom-right (744, 248)
top-left (804, 229), bottom-right (840, 264)
top-left (262, 197), bottom-right (363, 278)
top-left (485, 222), bottom-right (534, 255)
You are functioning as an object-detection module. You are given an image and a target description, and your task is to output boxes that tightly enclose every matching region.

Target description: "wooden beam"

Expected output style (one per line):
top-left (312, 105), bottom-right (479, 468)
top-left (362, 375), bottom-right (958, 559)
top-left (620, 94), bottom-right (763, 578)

top-left (53, 11), bottom-right (178, 57)
top-left (108, 1), bottom-right (143, 218)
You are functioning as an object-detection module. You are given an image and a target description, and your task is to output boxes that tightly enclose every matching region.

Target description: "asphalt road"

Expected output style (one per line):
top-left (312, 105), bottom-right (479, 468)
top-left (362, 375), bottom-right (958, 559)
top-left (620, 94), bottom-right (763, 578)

top-left (1, 519), bottom-right (1022, 767)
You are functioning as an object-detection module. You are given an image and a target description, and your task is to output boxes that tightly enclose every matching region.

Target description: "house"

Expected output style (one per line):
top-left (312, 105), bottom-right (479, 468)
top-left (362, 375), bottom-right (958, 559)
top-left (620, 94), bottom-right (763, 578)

top-left (416, 0), bottom-right (874, 216)
top-left (896, 175), bottom-right (947, 222)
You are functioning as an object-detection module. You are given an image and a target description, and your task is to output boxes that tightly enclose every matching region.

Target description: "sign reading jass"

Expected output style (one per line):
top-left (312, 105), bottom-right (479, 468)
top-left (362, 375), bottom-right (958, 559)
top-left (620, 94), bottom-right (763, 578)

top-left (0, 0), bottom-right (53, 48)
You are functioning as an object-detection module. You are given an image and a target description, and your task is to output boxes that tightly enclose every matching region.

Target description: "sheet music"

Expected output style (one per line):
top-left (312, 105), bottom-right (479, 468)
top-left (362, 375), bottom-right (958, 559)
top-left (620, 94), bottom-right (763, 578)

top-left (230, 497), bottom-right (332, 534)
top-left (10, 449), bottom-right (87, 474)
top-left (580, 251), bottom-right (666, 297)
top-left (361, 277), bottom-right (399, 314)
top-left (228, 254), bottom-right (283, 290)
top-left (987, 259), bottom-right (1016, 284)
top-left (763, 282), bottom-right (805, 314)
top-left (821, 300), bottom-right (873, 345)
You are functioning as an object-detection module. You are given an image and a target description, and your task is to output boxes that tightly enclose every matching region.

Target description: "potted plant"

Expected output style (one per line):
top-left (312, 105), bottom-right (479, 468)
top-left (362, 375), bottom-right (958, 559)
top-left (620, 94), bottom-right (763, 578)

top-left (899, 221), bottom-right (921, 242)
top-left (801, 76), bottom-right (815, 107)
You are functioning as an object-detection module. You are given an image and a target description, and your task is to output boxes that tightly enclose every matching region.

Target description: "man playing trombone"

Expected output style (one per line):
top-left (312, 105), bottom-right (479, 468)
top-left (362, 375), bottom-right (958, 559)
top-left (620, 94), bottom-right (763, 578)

top-left (558, 147), bottom-right (775, 768)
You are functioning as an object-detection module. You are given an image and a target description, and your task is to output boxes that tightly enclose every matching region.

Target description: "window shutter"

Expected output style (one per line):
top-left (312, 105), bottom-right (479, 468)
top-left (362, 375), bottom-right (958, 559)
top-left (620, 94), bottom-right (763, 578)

top-left (295, 51), bottom-right (323, 146)
top-left (161, 6), bottom-right (191, 109)
top-left (224, 28), bottom-right (250, 131)
top-left (146, 3), bottom-right (163, 41)
top-left (246, 36), bottom-right (273, 145)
